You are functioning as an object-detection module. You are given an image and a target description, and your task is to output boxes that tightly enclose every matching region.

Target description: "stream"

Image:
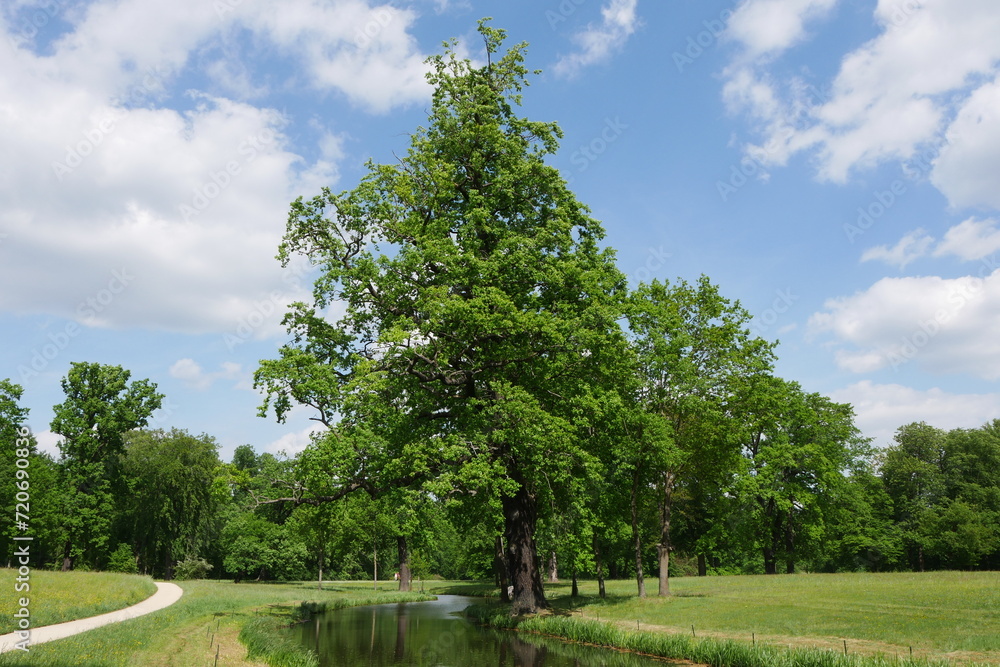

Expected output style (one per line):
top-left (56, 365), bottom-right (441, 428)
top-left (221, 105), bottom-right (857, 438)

top-left (290, 594), bottom-right (673, 666)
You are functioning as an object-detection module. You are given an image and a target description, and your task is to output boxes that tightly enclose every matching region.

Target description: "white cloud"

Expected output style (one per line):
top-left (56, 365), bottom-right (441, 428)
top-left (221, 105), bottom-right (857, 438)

top-left (860, 228), bottom-right (933, 269)
top-left (169, 358), bottom-right (243, 390)
top-left (932, 76), bottom-right (1000, 210)
top-left (33, 430), bottom-right (62, 457)
top-left (722, 0), bottom-right (1000, 193)
top-left (934, 217), bottom-right (1000, 261)
top-left (265, 421), bottom-right (327, 457)
top-left (553, 0), bottom-right (640, 77)
top-left (830, 380), bottom-right (1000, 448)
top-left (240, 0), bottom-right (430, 113)
top-left (724, 0), bottom-right (837, 61)
top-left (809, 266), bottom-right (1000, 378)
top-left (0, 0), bottom-right (431, 337)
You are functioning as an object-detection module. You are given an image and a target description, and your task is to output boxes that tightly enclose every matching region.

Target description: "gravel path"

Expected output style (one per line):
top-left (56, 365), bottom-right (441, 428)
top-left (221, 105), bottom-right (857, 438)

top-left (0, 581), bottom-right (183, 653)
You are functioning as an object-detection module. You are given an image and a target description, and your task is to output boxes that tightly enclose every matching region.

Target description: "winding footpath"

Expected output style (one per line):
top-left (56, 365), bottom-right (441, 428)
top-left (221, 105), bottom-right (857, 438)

top-left (0, 581), bottom-right (183, 654)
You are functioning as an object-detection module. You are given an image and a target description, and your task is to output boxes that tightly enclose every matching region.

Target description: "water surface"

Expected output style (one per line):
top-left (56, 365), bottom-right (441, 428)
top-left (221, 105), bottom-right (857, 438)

top-left (292, 594), bottom-right (672, 666)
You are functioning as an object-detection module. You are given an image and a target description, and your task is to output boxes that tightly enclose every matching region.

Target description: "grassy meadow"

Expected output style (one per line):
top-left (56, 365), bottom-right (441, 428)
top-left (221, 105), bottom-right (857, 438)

top-left (539, 572), bottom-right (1000, 656)
top-left (1, 571), bottom-right (997, 665)
top-left (0, 569), bottom-right (157, 634)
top-left (451, 572), bottom-right (1000, 665)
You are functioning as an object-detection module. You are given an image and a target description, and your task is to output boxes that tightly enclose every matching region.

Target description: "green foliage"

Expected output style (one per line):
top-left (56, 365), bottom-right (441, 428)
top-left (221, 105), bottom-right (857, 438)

top-left (50, 362), bottom-right (163, 569)
top-left (119, 428), bottom-right (221, 577)
top-left (106, 543), bottom-right (138, 573)
top-left (173, 556), bottom-right (213, 580)
top-left (255, 19), bottom-right (628, 613)
top-left (222, 513), bottom-right (308, 582)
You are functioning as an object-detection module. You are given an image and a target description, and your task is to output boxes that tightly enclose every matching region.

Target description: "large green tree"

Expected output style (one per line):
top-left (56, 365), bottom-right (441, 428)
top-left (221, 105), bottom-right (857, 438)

top-left (50, 362), bottom-right (163, 570)
top-left (738, 377), bottom-right (865, 574)
top-left (119, 429), bottom-right (223, 577)
top-left (625, 277), bottom-right (774, 595)
top-left (255, 22), bottom-right (626, 613)
top-left (879, 422), bottom-right (947, 571)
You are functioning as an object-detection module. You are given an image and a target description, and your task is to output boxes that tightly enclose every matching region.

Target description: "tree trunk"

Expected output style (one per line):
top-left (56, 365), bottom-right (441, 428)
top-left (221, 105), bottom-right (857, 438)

top-left (785, 505), bottom-right (795, 574)
top-left (658, 471), bottom-right (674, 597)
top-left (698, 553), bottom-right (707, 577)
top-left (397, 535), bottom-right (412, 592)
top-left (547, 551), bottom-right (558, 583)
top-left (502, 479), bottom-right (547, 615)
top-left (494, 535), bottom-right (510, 602)
top-left (61, 539), bottom-right (73, 571)
top-left (373, 543), bottom-right (378, 591)
top-left (593, 534), bottom-right (606, 599)
top-left (631, 469), bottom-right (646, 598)
top-left (762, 497), bottom-right (779, 574)
top-left (571, 568), bottom-right (578, 597)
top-left (318, 544), bottom-right (325, 591)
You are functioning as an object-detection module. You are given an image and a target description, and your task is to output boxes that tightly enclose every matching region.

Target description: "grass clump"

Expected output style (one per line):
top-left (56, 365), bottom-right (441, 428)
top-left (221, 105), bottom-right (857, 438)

top-left (240, 615), bottom-right (318, 667)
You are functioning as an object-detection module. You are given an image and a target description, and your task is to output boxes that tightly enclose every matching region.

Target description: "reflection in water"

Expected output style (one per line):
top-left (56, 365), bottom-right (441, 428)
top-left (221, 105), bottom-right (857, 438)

top-left (291, 595), bottom-right (669, 666)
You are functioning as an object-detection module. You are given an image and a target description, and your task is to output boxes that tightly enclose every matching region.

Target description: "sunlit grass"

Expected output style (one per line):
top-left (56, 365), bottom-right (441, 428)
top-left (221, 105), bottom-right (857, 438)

top-left (0, 578), bottom-right (435, 667)
top-left (536, 572), bottom-right (1000, 656)
top-left (0, 569), bottom-right (157, 633)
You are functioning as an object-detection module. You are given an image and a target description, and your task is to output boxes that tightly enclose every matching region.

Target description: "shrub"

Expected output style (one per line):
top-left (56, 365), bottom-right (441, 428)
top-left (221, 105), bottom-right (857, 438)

top-left (174, 556), bottom-right (213, 580)
top-left (106, 544), bottom-right (139, 574)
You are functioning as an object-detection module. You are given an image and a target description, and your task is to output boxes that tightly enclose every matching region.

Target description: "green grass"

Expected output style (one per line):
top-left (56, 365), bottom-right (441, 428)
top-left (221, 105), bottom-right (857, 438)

top-left (537, 572), bottom-right (1000, 657)
top-left (0, 569), bottom-right (157, 633)
top-left (0, 578), bottom-right (435, 667)
top-left (469, 604), bottom-right (970, 667)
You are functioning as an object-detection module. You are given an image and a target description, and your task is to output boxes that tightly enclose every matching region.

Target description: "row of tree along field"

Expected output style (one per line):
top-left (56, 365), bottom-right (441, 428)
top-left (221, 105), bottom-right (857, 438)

top-left (2, 368), bottom-right (999, 594)
top-left (3, 23), bottom-right (998, 614)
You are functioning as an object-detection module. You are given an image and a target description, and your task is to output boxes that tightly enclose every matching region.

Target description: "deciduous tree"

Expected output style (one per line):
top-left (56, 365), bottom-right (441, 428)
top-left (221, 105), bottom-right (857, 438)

top-left (50, 362), bottom-right (162, 570)
top-left (255, 21), bottom-right (626, 613)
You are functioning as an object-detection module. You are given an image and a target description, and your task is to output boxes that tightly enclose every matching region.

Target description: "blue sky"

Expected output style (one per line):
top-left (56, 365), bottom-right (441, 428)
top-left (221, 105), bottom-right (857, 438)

top-left (3, 0), bottom-right (999, 461)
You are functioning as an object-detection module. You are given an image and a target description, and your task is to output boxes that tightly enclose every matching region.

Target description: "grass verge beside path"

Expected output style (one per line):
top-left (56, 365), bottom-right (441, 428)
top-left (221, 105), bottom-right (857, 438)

top-left (0, 578), bottom-right (435, 667)
top-left (0, 569), bottom-right (157, 633)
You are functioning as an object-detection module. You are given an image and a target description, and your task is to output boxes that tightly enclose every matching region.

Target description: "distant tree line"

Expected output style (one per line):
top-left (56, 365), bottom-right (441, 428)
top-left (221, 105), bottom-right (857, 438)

top-left (2, 368), bottom-right (997, 585)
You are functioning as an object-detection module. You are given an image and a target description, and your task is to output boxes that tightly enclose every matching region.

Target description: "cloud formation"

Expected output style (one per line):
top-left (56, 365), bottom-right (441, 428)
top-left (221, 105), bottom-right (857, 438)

top-left (0, 0), bottom-right (427, 338)
top-left (553, 0), bottom-right (640, 77)
top-left (721, 0), bottom-right (1000, 209)
top-left (830, 380), bottom-right (1000, 448)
